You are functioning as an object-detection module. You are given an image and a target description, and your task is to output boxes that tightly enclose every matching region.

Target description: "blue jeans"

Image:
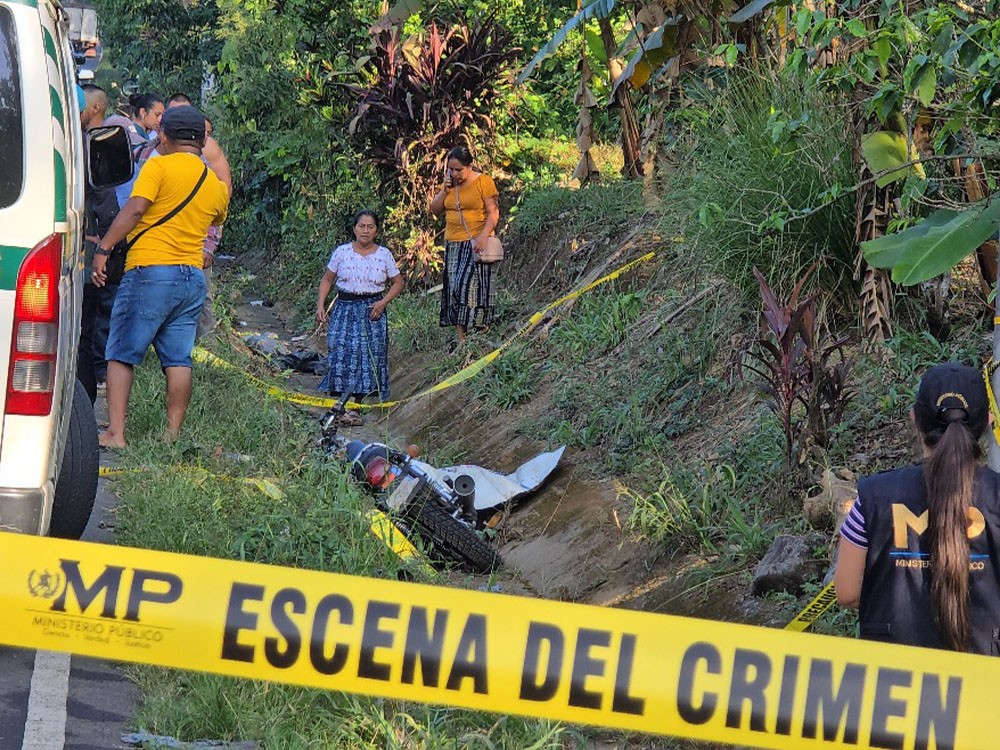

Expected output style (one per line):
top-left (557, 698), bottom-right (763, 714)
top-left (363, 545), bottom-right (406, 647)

top-left (105, 265), bottom-right (206, 368)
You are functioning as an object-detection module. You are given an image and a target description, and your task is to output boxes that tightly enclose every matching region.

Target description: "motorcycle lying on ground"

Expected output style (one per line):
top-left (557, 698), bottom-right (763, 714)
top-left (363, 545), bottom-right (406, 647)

top-left (319, 397), bottom-right (565, 574)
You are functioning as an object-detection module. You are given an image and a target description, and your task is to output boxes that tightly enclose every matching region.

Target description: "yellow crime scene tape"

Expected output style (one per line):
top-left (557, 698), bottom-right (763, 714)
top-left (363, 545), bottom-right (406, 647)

top-left (194, 250), bottom-right (659, 411)
top-left (784, 581), bottom-right (837, 632)
top-left (982, 360), bottom-right (1000, 448)
top-left (4, 531), bottom-right (995, 750)
top-left (366, 509), bottom-right (434, 576)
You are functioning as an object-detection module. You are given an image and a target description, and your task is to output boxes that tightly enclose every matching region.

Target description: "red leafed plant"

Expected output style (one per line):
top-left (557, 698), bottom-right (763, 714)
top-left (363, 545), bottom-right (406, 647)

top-left (740, 266), bottom-right (854, 467)
top-left (343, 17), bottom-right (520, 284)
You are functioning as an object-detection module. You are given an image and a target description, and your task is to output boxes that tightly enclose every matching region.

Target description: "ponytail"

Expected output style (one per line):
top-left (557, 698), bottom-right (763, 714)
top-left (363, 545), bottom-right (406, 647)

top-left (129, 93), bottom-right (163, 118)
top-left (922, 410), bottom-right (979, 651)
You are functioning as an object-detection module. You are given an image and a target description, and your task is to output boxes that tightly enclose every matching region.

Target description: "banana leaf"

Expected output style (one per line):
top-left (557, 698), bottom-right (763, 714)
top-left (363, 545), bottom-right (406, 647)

top-left (610, 19), bottom-right (679, 97)
top-left (860, 130), bottom-right (926, 188)
top-left (370, 0), bottom-right (423, 32)
top-left (863, 200), bottom-right (1000, 285)
top-left (518, 0), bottom-right (617, 83)
top-left (729, 0), bottom-right (789, 24)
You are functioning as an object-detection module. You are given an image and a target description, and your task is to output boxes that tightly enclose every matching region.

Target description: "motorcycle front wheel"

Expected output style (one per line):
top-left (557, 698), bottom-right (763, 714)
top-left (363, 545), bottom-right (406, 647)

top-left (405, 500), bottom-right (501, 574)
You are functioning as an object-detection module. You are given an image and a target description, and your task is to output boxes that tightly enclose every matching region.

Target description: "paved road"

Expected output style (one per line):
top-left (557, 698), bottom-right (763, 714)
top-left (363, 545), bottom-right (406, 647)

top-left (0, 466), bottom-right (138, 750)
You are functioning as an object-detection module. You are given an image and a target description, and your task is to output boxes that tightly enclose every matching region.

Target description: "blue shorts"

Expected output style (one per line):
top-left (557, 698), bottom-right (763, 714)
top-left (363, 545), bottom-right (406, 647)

top-left (105, 265), bottom-right (206, 369)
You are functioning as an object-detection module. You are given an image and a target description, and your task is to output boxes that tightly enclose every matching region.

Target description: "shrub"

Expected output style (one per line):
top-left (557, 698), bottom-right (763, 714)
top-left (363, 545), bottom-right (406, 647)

top-left (740, 266), bottom-right (854, 469)
top-left (668, 73), bottom-right (857, 299)
top-left (345, 18), bottom-right (521, 285)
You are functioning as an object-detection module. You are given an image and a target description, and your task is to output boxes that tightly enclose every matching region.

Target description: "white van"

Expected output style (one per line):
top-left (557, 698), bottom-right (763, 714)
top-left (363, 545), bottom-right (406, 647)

top-left (0, 0), bottom-right (131, 537)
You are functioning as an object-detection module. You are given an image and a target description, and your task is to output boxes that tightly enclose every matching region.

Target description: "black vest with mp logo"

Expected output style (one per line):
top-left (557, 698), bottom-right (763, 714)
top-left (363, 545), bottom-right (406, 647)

top-left (858, 464), bottom-right (1000, 655)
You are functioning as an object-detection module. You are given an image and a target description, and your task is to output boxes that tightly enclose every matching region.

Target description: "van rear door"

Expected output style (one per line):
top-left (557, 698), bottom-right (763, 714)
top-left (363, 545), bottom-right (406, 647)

top-left (0, 2), bottom-right (27, 427)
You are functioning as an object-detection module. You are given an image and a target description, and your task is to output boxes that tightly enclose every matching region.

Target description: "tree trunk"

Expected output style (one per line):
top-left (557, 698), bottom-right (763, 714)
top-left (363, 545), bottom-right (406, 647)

top-left (599, 17), bottom-right (642, 179)
top-left (962, 159), bottom-right (998, 291)
top-left (853, 110), bottom-right (894, 344)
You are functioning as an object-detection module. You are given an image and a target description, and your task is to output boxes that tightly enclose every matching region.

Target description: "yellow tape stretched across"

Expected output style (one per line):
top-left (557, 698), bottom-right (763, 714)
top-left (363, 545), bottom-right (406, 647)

top-left (4, 532), bottom-right (995, 750)
top-left (983, 361), bottom-right (1000, 448)
top-left (191, 348), bottom-right (339, 408)
top-left (784, 581), bottom-right (837, 632)
top-left (194, 251), bottom-right (658, 411)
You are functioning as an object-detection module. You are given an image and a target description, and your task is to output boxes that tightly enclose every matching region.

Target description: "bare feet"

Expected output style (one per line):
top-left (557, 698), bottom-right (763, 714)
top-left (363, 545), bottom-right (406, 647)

top-left (99, 430), bottom-right (125, 449)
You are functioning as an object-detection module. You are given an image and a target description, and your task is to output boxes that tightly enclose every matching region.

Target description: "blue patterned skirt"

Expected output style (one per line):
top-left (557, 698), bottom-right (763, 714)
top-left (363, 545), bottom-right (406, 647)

top-left (318, 295), bottom-right (390, 400)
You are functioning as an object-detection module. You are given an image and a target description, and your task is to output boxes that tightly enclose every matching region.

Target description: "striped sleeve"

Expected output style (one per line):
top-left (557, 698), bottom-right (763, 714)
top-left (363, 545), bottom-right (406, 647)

top-left (840, 497), bottom-right (868, 548)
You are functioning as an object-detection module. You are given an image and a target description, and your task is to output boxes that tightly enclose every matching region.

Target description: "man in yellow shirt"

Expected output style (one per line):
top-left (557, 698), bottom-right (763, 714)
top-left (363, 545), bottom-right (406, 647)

top-left (92, 105), bottom-right (229, 448)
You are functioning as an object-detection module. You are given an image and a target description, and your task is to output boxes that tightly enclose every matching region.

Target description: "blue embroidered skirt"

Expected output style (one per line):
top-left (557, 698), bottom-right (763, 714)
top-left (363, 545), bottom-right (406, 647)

top-left (318, 295), bottom-right (390, 400)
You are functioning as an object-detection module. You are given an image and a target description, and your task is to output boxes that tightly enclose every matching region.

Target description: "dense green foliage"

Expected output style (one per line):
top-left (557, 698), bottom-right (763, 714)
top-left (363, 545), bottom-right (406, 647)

top-left (667, 74), bottom-right (857, 298)
top-left (95, 0), bottom-right (219, 98)
top-left (95, 0), bottom-right (584, 301)
top-left (783, 1), bottom-right (1000, 282)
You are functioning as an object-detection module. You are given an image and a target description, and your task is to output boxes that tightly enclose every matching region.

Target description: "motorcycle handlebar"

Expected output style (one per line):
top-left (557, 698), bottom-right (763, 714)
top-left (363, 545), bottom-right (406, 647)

top-left (403, 459), bottom-right (457, 502)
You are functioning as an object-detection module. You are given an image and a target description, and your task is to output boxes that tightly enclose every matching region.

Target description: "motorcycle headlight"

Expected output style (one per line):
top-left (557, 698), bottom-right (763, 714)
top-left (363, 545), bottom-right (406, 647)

top-left (364, 456), bottom-right (392, 489)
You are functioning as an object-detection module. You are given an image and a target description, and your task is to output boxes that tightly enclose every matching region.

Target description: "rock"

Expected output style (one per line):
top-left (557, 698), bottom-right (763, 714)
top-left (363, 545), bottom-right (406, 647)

top-left (752, 532), bottom-right (828, 596)
top-left (242, 331), bottom-right (290, 358)
top-left (803, 468), bottom-right (857, 531)
top-left (121, 732), bottom-right (259, 749)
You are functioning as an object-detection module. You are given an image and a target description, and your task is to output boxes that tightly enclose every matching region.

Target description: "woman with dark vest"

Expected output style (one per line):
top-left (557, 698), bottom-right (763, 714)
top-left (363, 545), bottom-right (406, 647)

top-left (835, 362), bottom-right (1000, 654)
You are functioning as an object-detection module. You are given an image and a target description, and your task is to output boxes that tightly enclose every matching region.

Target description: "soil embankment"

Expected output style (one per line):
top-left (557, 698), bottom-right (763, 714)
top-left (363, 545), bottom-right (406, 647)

top-left (229, 291), bottom-right (785, 630)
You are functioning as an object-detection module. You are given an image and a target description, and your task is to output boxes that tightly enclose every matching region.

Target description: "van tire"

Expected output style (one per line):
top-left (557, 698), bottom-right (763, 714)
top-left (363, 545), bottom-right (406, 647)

top-left (50, 379), bottom-right (99, 539)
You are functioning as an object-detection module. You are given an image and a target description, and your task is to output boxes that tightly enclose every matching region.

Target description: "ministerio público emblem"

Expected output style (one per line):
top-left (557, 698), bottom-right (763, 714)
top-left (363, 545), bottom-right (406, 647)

top-left (27, 568), bottom-right (64, 600)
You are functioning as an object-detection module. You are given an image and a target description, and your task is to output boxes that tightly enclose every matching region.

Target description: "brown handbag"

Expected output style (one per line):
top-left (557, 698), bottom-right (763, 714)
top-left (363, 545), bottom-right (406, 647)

top-left (455, 176), bottom-right (503, 264)
top-left (478, 236), bottom-right (504, 263)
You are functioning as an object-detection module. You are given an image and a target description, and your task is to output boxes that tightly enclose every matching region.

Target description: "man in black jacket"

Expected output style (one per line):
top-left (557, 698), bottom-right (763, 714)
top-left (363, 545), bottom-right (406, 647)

top-left (78, 84), bottom-right (121, 402)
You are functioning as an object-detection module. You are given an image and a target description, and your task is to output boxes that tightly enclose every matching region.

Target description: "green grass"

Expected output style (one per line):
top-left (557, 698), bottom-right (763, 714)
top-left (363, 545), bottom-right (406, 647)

top-left (129, 671), bottom-right (575, 749)
top-left (108, 347), bottom-right (578, 748)
top-left (666, 73), bottom-right (857, 301)
top-left (505, 180), bottom-right (644, 251)
top-left (622, 412), bottom-right (788, 563)
top-left (389, 292), bottom-right (451, 357)
top-left (469, 342), bottom-right (537, 414)
top-left (531, 278), bottom-right (740, 478)
top-left (546, 288), bottom-right (646, 361)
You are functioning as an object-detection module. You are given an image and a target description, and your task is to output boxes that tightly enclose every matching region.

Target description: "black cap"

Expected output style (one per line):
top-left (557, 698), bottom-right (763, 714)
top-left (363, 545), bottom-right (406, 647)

top-left (914, 361), bottom-right (988, 436)
top-left (160, 105), bottom-right (205, 142)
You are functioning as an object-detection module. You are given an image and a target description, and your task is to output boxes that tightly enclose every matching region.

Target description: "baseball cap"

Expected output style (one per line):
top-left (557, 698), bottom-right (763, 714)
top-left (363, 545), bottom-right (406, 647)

top-left (160, 105), bottom-right (206, 142)
top-left (914, 361), bottom-right (988, 436)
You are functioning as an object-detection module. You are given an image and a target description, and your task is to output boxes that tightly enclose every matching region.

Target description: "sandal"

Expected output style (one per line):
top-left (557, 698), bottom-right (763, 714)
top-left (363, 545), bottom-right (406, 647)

top-left (338, 410), bottom-right (364, 427)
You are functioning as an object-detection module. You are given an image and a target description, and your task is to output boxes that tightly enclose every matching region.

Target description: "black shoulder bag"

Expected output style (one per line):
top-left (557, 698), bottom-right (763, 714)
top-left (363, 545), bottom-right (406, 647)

top-left (109, 165), bottom-right (210, 283)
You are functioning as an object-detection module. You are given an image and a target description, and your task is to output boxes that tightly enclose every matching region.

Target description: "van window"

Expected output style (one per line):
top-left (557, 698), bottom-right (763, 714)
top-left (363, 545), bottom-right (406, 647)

top-left (0, 6), bottom-right (23, 209)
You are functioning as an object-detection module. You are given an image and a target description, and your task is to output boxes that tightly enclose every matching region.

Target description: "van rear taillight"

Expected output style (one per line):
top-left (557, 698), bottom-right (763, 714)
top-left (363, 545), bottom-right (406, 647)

top-left (6, 234), bottom-right (61, 416)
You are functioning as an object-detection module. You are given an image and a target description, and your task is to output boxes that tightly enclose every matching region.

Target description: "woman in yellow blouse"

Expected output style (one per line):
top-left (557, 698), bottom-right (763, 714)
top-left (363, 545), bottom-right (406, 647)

top-left (429, 146), bottom-right (500, 350)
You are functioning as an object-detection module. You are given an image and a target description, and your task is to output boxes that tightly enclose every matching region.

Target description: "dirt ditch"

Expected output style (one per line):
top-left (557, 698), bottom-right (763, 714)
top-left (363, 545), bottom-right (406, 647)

top-left (229, 296), bottom-right (787, 631)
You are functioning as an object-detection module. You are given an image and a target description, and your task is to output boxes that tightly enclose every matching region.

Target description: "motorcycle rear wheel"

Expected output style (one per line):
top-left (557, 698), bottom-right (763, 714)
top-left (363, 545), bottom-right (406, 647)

top-left (406, 501), bottom-right (501, 574)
